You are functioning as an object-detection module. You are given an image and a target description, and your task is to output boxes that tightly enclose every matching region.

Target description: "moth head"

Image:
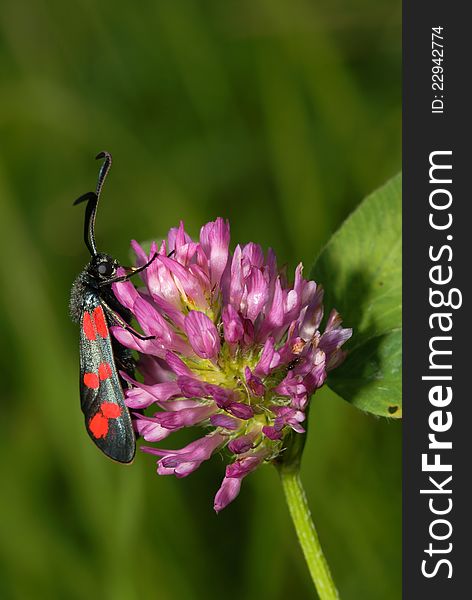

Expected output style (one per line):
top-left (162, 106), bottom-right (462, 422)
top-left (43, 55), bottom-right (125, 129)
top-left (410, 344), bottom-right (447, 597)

top-left (90, 253), bottom-right (118, 281)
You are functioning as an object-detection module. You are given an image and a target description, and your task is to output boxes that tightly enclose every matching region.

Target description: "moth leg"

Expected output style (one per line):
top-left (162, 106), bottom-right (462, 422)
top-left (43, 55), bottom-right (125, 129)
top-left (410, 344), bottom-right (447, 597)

top-left (99, 249), bottom-right (176, 288)
top-left (101, 300), bottom-right (155, 341)
top-left (99, 253), bottom-right (158, 286)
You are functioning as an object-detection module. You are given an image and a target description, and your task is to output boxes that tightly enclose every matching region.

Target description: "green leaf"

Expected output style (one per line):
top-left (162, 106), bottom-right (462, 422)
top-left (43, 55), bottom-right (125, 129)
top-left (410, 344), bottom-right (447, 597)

top-left (311, 174), bottom-right (402, 418)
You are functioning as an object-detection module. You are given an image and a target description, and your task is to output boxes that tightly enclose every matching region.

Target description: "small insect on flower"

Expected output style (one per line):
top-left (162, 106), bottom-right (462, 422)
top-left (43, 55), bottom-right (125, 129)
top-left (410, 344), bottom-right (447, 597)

top-left (69, 152), bottom-right (157, 463)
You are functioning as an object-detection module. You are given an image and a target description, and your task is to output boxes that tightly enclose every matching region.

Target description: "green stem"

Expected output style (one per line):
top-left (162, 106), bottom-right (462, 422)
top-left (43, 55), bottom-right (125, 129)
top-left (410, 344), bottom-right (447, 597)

top-left (279, 468), bottom-right (340, 600)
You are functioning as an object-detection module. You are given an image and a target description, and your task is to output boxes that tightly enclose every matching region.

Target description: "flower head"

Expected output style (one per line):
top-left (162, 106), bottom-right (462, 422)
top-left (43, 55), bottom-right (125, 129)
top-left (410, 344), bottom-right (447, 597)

top-left (112, 219), bottom-right (351, 511)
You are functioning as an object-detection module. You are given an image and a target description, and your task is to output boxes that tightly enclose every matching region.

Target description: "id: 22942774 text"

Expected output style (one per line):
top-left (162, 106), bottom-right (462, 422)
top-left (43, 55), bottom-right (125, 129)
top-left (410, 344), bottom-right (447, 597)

top-left (432, 26), bottom-right (445, 114)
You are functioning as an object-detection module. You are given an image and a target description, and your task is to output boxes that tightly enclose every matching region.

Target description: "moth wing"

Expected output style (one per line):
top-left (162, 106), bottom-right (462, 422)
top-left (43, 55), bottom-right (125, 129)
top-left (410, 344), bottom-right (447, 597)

top-left (79, 295), bottom-right (135, 463)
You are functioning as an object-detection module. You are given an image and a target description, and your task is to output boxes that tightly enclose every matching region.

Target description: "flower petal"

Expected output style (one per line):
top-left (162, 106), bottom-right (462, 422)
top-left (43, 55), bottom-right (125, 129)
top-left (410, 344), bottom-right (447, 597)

top-left (227, 429), bottom-right (258, 454)
top-left (165, 351), bottom-right (194, 377)
top-left (222, 304), bottom-right (244, 344)
top-left (214, 477), bottom-right (242, 513)
top-left (254, 337), bottom-right (280, 377)
top-left (257, 277), bottom-right (284, 341)
top-left (137, 355), bottom-right (174, 384)
top-left (226, 402), bottom-right (254, 420)
top-left (245, 367), bottom-right (265, 397)
top-left (199, 217), bottom-right (230, 287)
top-left (184, 311), bottom-right (220, 359)
top-left (214, 451), bottom-right (269, 511)
top-left (157, 254), bottom-right (208, 310)
top-left (177, 376), bottom-right (209, 398)
top-left (142, 433), bottom-right (225, 478)
top-left (155, 405), bottom-right (215, 430)
top-left (242, 242), bottom-right (264, 269)
top-left (134, 414), bottom-right (173, 442)
top-left (167, 221), bottom-right (192, 253)
top-left (112, 275), bottom-right (139, 311)
top-left (245, 268), bottom-right (269, 322)
top-left (210, 414), bottom-right (240, 430)
top-left (120, 371), bottom-right (180, 408)
top-left (262, 425), bottom-right (283, 440)
top-left (110, 327), bottom-right (165, 358)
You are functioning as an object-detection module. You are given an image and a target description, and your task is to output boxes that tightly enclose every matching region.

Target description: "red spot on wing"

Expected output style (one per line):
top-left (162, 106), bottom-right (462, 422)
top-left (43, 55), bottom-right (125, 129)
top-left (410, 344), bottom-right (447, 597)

top-left (89, 413), bottom-right (109, 439)
top-left (101, 402), bottom-right (122, 418)
top-left (83, 372), bottom-right (99, 389)
top-left (93, 306), bottom-right (108, 338)
top-left (98, 362), bottom-right (112, 380)
top-left (88, 403), bottom-right (121, 440)
top-left (82, 312), bottom-right (96, 341)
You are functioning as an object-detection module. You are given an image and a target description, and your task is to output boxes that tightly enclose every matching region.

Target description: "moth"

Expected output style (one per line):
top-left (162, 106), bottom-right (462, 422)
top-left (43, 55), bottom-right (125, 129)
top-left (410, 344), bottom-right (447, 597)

top-left (69, 152), bottom-right (156, 463)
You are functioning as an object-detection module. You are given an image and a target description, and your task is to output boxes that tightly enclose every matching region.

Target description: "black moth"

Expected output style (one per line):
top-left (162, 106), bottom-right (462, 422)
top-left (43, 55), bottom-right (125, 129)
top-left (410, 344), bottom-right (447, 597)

top-left (69, 152), bottom-right (156, 463)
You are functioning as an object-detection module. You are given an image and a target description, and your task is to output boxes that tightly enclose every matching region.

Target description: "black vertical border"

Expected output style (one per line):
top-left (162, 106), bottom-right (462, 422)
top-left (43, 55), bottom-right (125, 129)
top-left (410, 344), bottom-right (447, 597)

top-left (404, 2), bottom-right (470, 597)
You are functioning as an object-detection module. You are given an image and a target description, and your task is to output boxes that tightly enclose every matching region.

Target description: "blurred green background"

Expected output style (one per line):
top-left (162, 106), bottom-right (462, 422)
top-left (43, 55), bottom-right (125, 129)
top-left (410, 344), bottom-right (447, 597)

top-left (0, 1), bottom-right (401, 599)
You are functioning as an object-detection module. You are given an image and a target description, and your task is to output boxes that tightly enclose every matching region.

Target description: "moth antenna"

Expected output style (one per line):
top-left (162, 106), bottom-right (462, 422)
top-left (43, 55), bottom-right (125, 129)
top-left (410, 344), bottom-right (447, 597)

top-left (95, 151), bottom-right (112, 197)
top-left (73, 151), bottom-right (113, 257)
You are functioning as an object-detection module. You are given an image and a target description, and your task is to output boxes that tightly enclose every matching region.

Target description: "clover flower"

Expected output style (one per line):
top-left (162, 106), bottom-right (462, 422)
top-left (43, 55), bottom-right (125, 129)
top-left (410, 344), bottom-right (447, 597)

top-left (111, 219), bottom-right (351, 511)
